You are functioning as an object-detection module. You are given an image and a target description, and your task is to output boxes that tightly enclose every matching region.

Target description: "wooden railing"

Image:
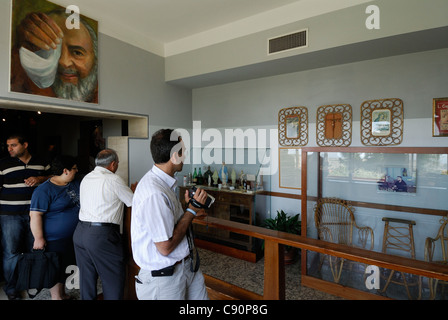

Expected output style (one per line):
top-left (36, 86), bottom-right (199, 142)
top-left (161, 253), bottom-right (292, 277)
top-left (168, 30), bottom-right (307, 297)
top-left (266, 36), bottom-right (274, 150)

top-left (124, 208), bottom-right (448, 300)
top-left (193, 216), bottom-right (448, 300)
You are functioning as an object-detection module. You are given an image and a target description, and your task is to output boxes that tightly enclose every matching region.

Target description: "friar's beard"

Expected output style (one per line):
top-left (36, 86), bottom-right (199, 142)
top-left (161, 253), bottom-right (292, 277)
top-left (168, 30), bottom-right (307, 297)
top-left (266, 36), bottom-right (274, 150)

top-left (52, 65), bottom-right (98, 102)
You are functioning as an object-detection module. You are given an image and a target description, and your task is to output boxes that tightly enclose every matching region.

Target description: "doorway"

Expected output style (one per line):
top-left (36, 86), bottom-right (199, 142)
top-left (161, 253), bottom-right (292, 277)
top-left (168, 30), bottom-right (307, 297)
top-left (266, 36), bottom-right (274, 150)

top-left (0, 99), bottom-right (148, 182)
top-left (1, 110), bottom-right (117, 176)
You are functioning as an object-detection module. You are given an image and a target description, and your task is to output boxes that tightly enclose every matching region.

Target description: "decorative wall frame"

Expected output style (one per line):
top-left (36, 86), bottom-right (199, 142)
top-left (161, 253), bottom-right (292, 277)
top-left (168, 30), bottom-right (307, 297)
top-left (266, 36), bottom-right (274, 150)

top-left (316, 104), bottom-right (352, 147)
top-left (433, 97), bottom-right (448, 137)
top-left (361, 98), bottom-right (404, 146)
top-left (278, 106), bottom-right (308, 146)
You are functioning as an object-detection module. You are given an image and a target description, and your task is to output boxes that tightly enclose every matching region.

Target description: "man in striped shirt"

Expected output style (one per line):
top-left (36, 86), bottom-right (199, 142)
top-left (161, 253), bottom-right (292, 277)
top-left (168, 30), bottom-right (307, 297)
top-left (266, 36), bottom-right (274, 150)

top-left (0, 134), bottom-right (51, 299)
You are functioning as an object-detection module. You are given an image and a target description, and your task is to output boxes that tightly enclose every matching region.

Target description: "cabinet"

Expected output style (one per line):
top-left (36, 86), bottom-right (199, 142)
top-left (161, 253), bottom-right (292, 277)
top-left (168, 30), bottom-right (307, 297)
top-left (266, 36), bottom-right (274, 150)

top-left (180, 186), bottom-right (261, 261)
top-left (181, 147), bottom-right (272, 262)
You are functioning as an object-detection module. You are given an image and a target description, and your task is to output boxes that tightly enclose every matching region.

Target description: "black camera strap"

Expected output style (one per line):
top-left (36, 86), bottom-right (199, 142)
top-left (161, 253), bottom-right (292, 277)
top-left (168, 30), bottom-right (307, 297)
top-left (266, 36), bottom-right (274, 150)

top-left (188, 198), bottom-right (204, 209)
top-left (186, 226), bottom-right (200, 273)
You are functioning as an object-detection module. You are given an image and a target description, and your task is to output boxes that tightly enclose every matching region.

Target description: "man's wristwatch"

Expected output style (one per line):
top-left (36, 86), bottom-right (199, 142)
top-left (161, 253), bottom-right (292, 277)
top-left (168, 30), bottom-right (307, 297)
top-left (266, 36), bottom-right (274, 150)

top-left (186, 208), bottom-right (197, 216)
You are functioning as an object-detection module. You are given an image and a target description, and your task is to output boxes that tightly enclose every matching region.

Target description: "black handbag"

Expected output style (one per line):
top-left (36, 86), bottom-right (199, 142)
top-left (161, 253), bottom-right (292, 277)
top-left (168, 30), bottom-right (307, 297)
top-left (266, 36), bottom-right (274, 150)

top-left (15, 250), bottom-right (60, 291)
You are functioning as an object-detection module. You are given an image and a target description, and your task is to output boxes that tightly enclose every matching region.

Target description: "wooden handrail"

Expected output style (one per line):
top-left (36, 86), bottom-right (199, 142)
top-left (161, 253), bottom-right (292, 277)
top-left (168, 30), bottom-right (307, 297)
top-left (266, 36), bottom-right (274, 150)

top-left (257, 194), bottom-right (447, 217)
top-left (193, 216), bottom-right (448, 299)
top-left (302, 146), bottom-right (448, 154)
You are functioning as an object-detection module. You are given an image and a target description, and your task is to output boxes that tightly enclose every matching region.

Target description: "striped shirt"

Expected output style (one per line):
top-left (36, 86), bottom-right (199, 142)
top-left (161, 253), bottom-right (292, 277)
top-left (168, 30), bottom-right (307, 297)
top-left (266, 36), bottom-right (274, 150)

top-left (0, 156), bottom-right (51, 215)
top-left (79, 166), bottom-right (134, 226)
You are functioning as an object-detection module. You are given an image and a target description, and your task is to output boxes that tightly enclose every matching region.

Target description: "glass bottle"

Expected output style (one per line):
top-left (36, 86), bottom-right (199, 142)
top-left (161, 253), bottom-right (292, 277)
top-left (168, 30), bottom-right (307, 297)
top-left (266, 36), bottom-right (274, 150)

top-left (197, 168), bottom-right (203, 185)
top-left (204, 166), bottom-right (213, 186)
top-left (193, 168), bottom-right (197, 184)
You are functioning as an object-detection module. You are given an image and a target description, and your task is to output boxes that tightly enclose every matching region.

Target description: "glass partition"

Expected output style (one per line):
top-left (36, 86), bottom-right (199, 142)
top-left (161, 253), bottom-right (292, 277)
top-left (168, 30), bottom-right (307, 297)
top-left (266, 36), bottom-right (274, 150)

top-left (320, 152), bottom-right (447, 211)
top-left (304, 147), bottom-right (448, 300)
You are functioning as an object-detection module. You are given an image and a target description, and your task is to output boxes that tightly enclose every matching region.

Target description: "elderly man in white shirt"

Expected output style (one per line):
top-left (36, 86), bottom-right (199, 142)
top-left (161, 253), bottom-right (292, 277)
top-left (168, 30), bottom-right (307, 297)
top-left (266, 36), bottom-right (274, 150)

top-left (73, 149), bottom-right (136, 300)
top-left (131, 129), bottom-right (209, 300)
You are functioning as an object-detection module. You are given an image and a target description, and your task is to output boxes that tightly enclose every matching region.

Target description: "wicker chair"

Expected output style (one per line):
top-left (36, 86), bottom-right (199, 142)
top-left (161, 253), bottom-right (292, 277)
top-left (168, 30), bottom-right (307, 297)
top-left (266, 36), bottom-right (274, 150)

top-left (425, 216), bottom-right (448, 299)
top-left (314, 198), bottom-right (374, 283)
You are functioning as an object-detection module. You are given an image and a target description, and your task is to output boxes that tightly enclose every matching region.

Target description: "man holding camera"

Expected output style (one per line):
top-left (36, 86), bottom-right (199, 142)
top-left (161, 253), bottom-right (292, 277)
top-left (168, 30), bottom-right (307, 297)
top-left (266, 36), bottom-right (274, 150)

top-left (131, 129), bottom-right (209, 300)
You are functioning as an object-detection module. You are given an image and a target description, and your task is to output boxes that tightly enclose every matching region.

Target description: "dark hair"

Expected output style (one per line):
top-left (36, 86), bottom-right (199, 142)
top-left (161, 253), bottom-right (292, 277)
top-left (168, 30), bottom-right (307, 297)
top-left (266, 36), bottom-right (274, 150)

top-left (51, 155), bottom-right (77, 176)
top-left (7, 133), bottom-right (28, 145)
top-left (150, 129), bottom-right (182, 164)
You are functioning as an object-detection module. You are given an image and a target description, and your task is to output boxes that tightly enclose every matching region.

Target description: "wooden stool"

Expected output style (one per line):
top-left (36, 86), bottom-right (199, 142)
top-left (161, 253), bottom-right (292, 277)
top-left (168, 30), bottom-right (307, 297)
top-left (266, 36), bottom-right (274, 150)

top-left (381, 217), bottom-right (421, 299)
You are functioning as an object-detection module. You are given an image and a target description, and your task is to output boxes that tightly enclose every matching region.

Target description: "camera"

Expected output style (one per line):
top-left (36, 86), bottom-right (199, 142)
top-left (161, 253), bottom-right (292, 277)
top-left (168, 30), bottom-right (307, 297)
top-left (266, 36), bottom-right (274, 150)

top-left (188, 186), bottom-right (215, 209)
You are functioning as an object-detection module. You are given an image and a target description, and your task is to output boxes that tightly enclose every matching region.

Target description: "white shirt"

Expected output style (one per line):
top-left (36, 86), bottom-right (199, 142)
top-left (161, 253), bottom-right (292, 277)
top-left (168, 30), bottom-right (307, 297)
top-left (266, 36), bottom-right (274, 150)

top-left (131, 165), bottom-right (190, 271)
top-left (79, 166), bottom-right (134, 226)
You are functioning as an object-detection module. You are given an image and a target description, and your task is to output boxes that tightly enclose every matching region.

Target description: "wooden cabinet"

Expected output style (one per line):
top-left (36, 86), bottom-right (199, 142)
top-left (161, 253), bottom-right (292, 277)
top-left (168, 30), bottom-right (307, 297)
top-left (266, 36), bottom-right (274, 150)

top-left (179, 186), bottom-right (261, 262)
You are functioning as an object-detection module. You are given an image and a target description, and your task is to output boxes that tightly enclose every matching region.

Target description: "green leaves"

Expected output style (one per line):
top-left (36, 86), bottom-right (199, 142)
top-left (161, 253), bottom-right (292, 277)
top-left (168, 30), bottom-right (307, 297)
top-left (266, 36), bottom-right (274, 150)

top-left (262, 210), bottom-right (301, 235)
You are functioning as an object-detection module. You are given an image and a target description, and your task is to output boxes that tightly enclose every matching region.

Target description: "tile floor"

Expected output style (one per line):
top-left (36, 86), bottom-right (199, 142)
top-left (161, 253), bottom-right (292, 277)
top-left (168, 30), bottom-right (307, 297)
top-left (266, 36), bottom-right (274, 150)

top-left (198, 248), bottom-right (343, 300)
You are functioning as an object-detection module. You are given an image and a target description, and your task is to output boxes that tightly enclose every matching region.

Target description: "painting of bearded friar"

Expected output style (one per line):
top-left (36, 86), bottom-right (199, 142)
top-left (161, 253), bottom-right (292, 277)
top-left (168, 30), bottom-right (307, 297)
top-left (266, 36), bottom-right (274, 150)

top-left (10, 0), bottom-right (99, 104)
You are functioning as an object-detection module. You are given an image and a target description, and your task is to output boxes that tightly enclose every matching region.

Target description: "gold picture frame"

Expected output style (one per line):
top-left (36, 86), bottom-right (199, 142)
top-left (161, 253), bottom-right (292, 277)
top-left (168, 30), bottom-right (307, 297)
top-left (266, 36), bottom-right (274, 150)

top-left (433, 97), bottom-right (448, 137)
top-left (361, 98), bottom-right (404, 146)
top-left (316, 104), bottom-right (352, 147)
top-left (278, 106), bottom-right (308, 146)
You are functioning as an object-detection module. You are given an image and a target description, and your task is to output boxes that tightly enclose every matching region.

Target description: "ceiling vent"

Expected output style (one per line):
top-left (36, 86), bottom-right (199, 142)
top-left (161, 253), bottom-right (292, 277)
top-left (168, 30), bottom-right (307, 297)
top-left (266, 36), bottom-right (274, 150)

top-left (268, 29), bottom-right (308, 55)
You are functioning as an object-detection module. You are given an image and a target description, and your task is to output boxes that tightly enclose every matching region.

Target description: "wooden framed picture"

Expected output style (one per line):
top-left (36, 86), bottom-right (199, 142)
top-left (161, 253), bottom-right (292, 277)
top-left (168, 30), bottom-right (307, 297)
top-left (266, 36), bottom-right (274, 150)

top-left (433, 97), bottom-right (448, 137)
top-left (278, 106), bottom-right (308, 147)
top-left (316, 104), bottom-right (352, 147)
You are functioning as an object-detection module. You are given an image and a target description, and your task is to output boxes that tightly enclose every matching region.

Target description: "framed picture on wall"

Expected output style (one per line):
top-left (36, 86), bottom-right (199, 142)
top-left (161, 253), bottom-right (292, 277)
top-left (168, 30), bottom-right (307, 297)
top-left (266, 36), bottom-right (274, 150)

top-left (316, 104), bottom-right (352, 147)
top-left (371, 109), bottom-right (391, 137)
top-left (360, 98), bottom-right (404, 146)
top-left (278, 106), bottom-right (308, 146)
top-left (433, 97), bottom-right (448, 137)
top-left (285, 115), bottom-right (300, 139)
top-left (10, 0), bottom-right (99, 103)
top-left (377, 166), bottom-right (417, 195)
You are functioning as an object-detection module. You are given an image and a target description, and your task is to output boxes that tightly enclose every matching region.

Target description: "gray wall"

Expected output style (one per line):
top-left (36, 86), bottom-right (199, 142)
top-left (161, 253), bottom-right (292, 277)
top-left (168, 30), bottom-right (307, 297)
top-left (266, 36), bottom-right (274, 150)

top-left (193, 48), bottom-right (448, 145)
top-left (166, 0), bottom-right (448, 84)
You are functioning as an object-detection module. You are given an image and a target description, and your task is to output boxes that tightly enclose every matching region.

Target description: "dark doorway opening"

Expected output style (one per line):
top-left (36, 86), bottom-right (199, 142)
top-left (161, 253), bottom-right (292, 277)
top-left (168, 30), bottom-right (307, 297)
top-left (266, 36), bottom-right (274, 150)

top-left (0, 109), bottom-right (127, 176)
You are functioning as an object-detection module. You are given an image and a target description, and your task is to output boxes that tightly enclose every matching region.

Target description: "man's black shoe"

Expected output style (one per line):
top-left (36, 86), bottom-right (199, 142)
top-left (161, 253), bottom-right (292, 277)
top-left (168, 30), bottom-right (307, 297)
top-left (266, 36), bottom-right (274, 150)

top-left (7, 293), bottom-right (21, 300)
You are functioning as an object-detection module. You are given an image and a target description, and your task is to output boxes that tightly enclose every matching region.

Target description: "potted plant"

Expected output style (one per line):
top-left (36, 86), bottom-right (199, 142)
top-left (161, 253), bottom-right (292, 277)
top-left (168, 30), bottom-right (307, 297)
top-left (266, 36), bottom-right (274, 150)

top-left (262, 210), bottom-right (301, 264)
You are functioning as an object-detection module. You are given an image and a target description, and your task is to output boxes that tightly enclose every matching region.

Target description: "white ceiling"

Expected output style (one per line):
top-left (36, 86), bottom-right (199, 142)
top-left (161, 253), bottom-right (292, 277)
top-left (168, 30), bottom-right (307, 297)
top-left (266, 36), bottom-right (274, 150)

top-left (51, 0), bottom-right (372, 57)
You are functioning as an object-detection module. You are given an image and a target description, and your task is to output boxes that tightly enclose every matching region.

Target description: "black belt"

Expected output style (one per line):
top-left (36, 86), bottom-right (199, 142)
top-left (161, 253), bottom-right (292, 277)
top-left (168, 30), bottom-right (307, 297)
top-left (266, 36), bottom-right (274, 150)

top-left (80, 220), bottom-right (119, 227)
top-left (149, 256), bottom-right (190, 277)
